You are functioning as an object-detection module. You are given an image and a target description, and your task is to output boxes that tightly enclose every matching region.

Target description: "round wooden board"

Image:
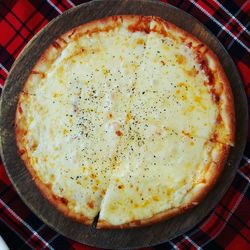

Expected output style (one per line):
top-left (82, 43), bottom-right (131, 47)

top-left (0, 0), bottom-right (248, 249)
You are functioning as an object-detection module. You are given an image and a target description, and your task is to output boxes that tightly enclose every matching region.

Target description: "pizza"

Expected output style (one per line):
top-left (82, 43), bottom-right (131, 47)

top-left (15, 15), bottom-right (235, 228)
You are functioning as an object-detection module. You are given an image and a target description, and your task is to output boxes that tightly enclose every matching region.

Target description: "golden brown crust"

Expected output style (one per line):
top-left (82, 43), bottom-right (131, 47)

top-left (28, 162), bottom-right (93, 225)
top-left (205, 49), bottom-right (235, 145)
top-left (187, 144), bottom-right (230, 204)
top-left (16, 15), bottom-right (234, 229)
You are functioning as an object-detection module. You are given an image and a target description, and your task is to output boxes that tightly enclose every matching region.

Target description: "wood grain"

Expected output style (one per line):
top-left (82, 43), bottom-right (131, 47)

top-left (0, 0), bottom-right (248, 248)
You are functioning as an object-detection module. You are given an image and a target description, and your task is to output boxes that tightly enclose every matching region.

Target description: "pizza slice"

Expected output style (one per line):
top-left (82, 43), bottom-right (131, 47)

top-left (16, 92), bottom-right (122, 223)
top-left (130, 17), bottom-right (234, 145)
top-left (97, 121), bottom-right (229, 228)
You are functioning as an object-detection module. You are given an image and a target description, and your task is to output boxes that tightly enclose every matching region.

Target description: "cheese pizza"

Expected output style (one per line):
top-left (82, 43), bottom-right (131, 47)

top-left (15, 15), bottom-right (235, 228)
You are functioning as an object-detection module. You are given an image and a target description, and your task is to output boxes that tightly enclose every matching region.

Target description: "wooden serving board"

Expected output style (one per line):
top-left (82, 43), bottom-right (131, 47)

top-left (0, 0), bottom-right (248, 249)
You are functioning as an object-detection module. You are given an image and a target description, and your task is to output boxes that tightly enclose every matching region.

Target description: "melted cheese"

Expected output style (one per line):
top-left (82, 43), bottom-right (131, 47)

top-left (131, 30), bottom-right (218, 139)
top-left (16, 16), bottom-right (231, 225)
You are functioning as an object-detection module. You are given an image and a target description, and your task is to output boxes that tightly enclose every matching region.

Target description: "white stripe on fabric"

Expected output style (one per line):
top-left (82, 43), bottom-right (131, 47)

top-left (0, 198), bottom-right (54, 250)
top-left (214, 0), bottom-right (249, 36)
top-left (201, 182), bottom-right (249, 248)
top-left (0, 217), bottom-right (34, 249)
top-left (175, 211), bottom-right (214, 247)
top-left (167, 240), bottom-right (179, 249)
top-left (217, 1), bottom-right (249, 37)
top-left (243, 155), bottom-right (250, 164)
top-left (0, 64), bottom-right (9, 74)
top-left (237, 169), bottom-right (250, 182)
top-left (227, 21), bottom-right (250, 49)
top-left (46, 0), bottom-right (63, 14)
top-left (183, 234), bottom-right (202, 249)
top-left (41, 233), bottom-right (60, 250)
top-left (66, 0), bottom-right (75, 7)
top-left (24, 224), bottom-right (46, 246)
top-left (189, 0), bottom-right (250, 52)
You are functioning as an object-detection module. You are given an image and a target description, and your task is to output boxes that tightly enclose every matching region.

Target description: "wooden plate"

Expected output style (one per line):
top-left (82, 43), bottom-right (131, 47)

top-left (0, 0), bottom-right (248, 248)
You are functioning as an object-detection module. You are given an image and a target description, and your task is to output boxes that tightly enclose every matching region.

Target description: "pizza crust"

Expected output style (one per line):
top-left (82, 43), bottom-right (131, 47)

top-left (204, 49), bottom-right (235, 145)
top-left (16, 15), bottom-right (234, 228)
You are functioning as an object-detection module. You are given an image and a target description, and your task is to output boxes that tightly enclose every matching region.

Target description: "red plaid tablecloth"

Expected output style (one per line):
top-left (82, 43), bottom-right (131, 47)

top-left (0, 0), bottom-right (249, 249)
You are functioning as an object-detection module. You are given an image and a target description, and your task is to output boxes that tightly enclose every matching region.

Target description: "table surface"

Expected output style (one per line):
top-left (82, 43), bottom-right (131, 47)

top-left (0, 1), bottom-right (249, 250)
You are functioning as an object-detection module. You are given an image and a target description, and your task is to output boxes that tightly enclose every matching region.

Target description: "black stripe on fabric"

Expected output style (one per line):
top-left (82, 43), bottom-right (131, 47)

top-left (29, 0), bottom-right (59, 21)
top-left (0, 45), bottom-right (14, 71)
top-left (245, 185), bottom-right (250, 200)
top-left (37, 225), bottom-right (58, 244)
top-left (0, 219), bottom-right (32, 250)
top-left (177, 210), bottom-right (214, 245)
top-left (243, 143), bottom-right (250, 159)
top-left (228, 42), bottom-right (249, 61)
top-left (0, 191), bottom-right (53, 247)
top-left (203, 0), bottom-right (236, 25)
top-left (0, 183), bottom-right (12, 198)
top-left (71, 0), bottom-right (91, 5)
top-left (167, 0), bottom-right (181, 7)
top-left (214, 211), bottom-right (250, 243)
top-left (0, 31), bottom-right (27, 71)
top-left (224, 0), bottom-right (246, 16)
top-left (0, 74), bottom-right (6, 83)
top-left (200, 211), bottom-right (228, 239)
top-left (0, 1), bottom-right (16, 20)
top-left (239, 157), bottom-right (248, 168)
top-left (0, 3), bottom-right (51, 70)
top-left (24, 0), bottom-right (49, 32)
top-left (154, 241), bottom-right (175, 250)
top-left (57, 0), bottom-right (69, 11)
top-left (232, 173), bottom-right (248, 190)
top-left (219, 202), bottom-right (250, 230)
top-left (24, 214), bottom-right (44, 232)
top-left (181, 1), bottom-right (195, 14)
top-left (0, 187), bottom-right (20, 214)
top-left (0, 193), bottom-right (47, 249)
top-left (49, 235), bottom-right (71, 250)
top-left (203, 240), bottom-right (224, 250)
top-left (0, 199), bottom-right (46, 248)
top-left (188, 230), bottom-right (211, 246)
top-left (0, 1), bottom-right (34, 34)
top-left (240, 31), bottom-right (250, 47)
top-left (217, 31), bottom-right (233, 47)
top-left (0, 10), bottom-right (30, 42)
top-left (0, 211), bottom-right (34, 242)
top-left (236, 9), bottom-right (250, 27)
top-left (202, 19), bottom-right (223, 35)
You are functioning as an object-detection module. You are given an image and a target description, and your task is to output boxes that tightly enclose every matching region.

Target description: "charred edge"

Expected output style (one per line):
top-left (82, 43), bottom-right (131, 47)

top-left (52, 41), bottom-right (61, 49)
top-left (58, 37), bottom-right (68, 45)
top-left (21, 91), bottom-right (37, 96)
top-left (92, 212), bottom-right (99, 228)
top-left (31, 70), bottom-right (46, 79)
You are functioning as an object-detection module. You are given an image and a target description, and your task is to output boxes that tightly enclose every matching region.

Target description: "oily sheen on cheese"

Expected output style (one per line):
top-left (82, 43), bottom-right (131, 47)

top-left (16, 15), bottom-right (234, 228)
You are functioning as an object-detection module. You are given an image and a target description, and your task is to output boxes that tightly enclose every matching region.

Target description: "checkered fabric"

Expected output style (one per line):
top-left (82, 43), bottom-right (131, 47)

top-left (0, 0), bottom-right (249, 249)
